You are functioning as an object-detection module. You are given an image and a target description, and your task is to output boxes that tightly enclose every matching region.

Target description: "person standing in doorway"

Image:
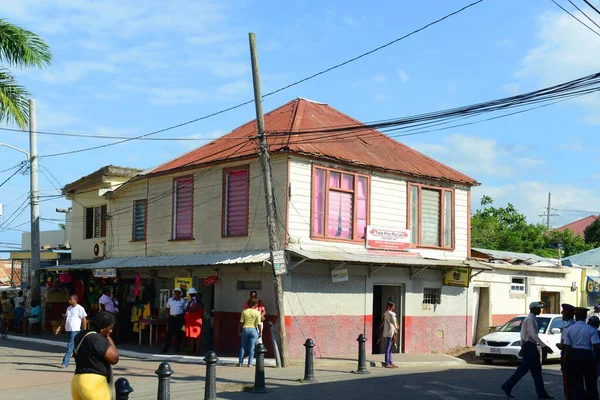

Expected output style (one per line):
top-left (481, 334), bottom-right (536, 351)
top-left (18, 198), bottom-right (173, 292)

top-left (238, 299), bottom-right (262, 367)
top-left (564, 307), bottom-right (600, 399)
top-left (56, 295), bottom-right (88, 369)
top-left (382, 301), bottom-right (399, 368)
top-left (162, 288), bottom-right (186, 354)
top-left (556, 303), bottom-right (575, 400)
top-left (98, 287), bottom-right (115, 313)
top-left (243, 291), bottom-right (266, 343)
top-left (500, 301), bottom-right (554, 398)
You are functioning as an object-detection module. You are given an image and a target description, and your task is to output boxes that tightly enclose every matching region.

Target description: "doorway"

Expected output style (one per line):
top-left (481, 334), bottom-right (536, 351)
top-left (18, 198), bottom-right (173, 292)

top-left (372, 285), bottom-right (403, 354)
top-left (541, 292), bottom-right (559, 314)
top-left (474, 286), bottom-right (491, 344)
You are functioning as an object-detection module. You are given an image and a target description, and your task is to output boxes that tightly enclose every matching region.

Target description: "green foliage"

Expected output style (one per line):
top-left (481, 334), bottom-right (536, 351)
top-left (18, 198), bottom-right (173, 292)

top-left (584, 218), bottom-right (600, 246)
top-left (0, 19), bottom-right (51, 129)
top-left (471, 196), bottom-right (593, 258)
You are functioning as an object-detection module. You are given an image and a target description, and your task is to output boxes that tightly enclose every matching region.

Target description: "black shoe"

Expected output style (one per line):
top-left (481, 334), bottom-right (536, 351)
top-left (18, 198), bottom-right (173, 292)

top-left (538, 395), bottom-right (554, 399)
top-left (501, 385), bottom-right (515, 398)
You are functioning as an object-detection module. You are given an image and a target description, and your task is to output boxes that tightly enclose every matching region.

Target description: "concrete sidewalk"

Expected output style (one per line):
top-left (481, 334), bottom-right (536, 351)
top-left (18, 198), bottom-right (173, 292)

top-left (6, 333), bottom-right (464, 369)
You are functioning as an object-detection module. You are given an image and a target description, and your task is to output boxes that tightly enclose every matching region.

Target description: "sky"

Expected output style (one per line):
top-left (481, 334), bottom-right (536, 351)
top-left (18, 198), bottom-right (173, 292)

top-left (0, 0), bottom-right (599, 252)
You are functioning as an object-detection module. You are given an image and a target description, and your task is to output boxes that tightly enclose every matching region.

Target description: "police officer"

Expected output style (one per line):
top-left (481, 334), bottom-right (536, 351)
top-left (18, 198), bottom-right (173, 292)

top-left (501, 301), bottom-right (554, 399)
top-left (557, 303), bottom-right (576, 399)
top-left (564, 306), bottom-right (600, 399)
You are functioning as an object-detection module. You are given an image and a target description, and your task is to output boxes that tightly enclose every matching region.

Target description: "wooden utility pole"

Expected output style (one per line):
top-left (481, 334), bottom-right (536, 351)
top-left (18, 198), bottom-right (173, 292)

top-left (248, 32), bottom-right (288, 367)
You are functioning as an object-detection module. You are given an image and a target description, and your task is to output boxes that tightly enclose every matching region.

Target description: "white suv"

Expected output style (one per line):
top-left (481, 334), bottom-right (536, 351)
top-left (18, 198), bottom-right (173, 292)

top-left (475, 314), bottom-right (565, 364)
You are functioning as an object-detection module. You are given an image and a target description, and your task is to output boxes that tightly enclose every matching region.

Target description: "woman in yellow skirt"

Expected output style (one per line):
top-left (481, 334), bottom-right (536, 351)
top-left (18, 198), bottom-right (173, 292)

top-left (71, 311), bottom-right (119, 400)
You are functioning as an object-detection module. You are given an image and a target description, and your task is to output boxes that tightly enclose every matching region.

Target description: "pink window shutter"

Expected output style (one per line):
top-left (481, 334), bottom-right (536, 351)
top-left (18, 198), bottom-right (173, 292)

top-left (312, 169), bottom-right (325, 235)
top-left (226, 170), bottom-right (248, 236)
top-left (175, 178), bottom-right (193, 238)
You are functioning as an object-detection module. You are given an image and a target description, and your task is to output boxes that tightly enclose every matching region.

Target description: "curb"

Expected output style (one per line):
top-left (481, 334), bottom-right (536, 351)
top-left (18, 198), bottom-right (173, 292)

top-left (290, 353), bottom-right (466, 368)
top-left (5, 335), bottom-right (277, 367)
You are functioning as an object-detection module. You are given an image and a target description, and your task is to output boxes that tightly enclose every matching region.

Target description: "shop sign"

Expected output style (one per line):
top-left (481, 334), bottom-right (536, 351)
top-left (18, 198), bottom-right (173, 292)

top-left (175, 276), bottom-right (193, 298)
top-left (93, 268), bottom-right (116, 278)
top-left (366, 226), bottom-right (411, 251)
top-left (443, 268), bottom-right (470, 287)
top-left (204, 276), bottom-right (219, 286)
top-left (331, 268), bottom-right (349, 283)
top-left (272, 250), bottom-right (287, 276)
top-left (587, 277), bottom-right (600, 293)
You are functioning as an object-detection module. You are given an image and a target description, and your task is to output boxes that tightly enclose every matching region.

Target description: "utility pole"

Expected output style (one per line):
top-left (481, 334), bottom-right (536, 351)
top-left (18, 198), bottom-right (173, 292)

top-left (29, 99), bottom-right (41, 301)
top-left (539, 192), bottom-right (558, 231)
top-left (248, 32), bottom-right (288, 367)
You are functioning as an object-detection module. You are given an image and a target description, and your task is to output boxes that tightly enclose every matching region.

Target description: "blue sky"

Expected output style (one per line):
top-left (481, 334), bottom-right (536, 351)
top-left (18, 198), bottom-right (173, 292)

top-left (0, 0), bottom-right (599, 251)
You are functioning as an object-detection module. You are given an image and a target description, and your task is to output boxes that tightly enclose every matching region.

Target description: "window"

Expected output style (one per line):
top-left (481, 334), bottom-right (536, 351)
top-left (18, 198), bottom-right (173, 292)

top-left (132, 200), bottom-right (147, 241)
top-left (311, 166), bottom-right (369, 241)
top-left (237, 280), bottom-right (262, 291)
top-left (223, 167), bottom-right (249, 237)
top-left (172, 176), bottom-right (194, 240)
top-left (510, 277), bottom-right (526, 294)
top-left (408, 184), bottom-right (453, 248)
top-left (422, 288), bottom-right (441, 305)
top-left (85, 205), bottom-right (107, 239)
top-left (549, 317), bottom-right (566, 333)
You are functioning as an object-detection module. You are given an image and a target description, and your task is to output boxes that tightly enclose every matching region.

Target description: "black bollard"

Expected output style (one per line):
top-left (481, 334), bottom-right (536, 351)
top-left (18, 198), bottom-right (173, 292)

top-left (354, 334), bottom-right (370, 374)
top-left (301, 338), bottom-right (316, 383)
top-left (204, 351), bottom-right (219, 400)
top-left (115, 377), bottom-right (134, 400)
top-left (155, 362), bottom-right (174, 400)
top-left (253, 342), bottom-right (268, 393)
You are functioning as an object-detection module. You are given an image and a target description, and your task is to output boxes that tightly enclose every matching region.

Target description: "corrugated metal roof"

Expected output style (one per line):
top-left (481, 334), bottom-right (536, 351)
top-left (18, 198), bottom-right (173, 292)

top-left (288, 248), bottom-right (481, 268)
top-left (471, 248), bottom-right (555, 264)
top-left (469, 260), bottom-right (568, 275)
top-left (554, 215), bottom-right (599, 237)
top-left (563, 247), bottom-right (600, 267)
top-left (43, 251), bottom-right (270, 270)
top-left (150, 98), bottom-right (478, 186)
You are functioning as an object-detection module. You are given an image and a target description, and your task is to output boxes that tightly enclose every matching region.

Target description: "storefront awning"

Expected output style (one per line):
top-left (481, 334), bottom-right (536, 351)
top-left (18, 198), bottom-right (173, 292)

top-left (41, 250), bottom-right (271, 270)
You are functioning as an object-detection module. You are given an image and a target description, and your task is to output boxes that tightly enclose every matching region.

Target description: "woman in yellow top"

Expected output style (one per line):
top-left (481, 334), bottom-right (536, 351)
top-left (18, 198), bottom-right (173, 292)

top-left (237, 299), bottom-right (262, 367)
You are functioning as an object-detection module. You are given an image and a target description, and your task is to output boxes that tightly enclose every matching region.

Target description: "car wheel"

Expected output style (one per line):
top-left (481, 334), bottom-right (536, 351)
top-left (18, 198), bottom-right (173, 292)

top-left (484, 359), bottom-right (493, 365)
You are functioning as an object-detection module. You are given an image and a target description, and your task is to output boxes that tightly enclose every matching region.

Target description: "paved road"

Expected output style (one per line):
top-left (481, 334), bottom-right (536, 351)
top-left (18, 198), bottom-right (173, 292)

top-left (0, 339), bottom-right (566, 399)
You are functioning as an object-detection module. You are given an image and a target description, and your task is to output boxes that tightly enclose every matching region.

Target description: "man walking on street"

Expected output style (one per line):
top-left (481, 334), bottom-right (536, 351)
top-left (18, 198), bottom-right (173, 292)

top-left (557, 303), bottom-right (576, 400)
top-left (382, 301), bottom-right (399, 369)
top-left (162, 288), bottom-right (186, 354)
top-left (55, 294), bottom-right (87, 368)
top-left (564, 307), bottom-right (600, 399)
top-left (501, 301), bottom-right (554, 398)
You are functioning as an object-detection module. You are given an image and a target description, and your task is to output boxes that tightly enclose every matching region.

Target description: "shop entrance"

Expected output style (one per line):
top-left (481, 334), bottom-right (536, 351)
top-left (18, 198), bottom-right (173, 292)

top-left (372, 285), bottom-right (403, 354)
top-left (541, 291), bottom-right (560, 314)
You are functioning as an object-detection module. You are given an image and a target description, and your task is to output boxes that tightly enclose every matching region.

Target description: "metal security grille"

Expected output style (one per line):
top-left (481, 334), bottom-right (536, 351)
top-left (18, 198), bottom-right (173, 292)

top-left (423, 288), bottom-right (441, 304)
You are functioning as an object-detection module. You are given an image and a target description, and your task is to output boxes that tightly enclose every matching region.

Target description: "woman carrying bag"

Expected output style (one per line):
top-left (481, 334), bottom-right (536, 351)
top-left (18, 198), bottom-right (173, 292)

top-left (71, 311), bottom-right (120, 400)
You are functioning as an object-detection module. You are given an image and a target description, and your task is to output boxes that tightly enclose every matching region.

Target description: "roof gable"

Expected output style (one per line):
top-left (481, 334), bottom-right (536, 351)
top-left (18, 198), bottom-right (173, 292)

top-left (150, 98), bottom-right (478, 185)
top-left (554, 215), bottom-right (599, 237)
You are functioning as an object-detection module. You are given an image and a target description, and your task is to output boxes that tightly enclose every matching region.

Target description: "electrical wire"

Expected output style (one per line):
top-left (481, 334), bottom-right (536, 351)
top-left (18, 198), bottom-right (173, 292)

top-left (550, 0), bottom-right (600, 37)
top-left (584, 0), bottom-right (600, 16)
top-left (0, 160), bottom-right (27, 174)
top-left (567, 0), bottom-right (600, 30)
top-left (0, 163), bottom-right (26, 189)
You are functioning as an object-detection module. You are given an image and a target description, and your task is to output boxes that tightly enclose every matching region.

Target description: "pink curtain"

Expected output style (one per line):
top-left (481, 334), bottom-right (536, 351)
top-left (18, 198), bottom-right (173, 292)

top-left (329, 172), bottom-right (341, 188)
top-left (357, 177), bottom-right (367, 239)
top-left (342, 174), bottom-right (353, 190)
top-left (312, 169), bottom-right (325, 235)
top-left (328, 191), bottom-right (353, 239)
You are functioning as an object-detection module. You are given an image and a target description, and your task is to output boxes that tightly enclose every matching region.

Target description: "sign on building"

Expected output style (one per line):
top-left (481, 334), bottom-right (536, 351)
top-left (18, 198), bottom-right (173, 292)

top-left (366, 226), bottom-right (411, 251)
top-left (443, 268), bottom-right (470, 287)
top-left (272, 250), bottom-right (287, 276)
top-left (93, 268), bottom-right (116, 278)
top-left (331, 268), bottom-right (349, 283)
top-left (587, 277), bottom-right (600, 293)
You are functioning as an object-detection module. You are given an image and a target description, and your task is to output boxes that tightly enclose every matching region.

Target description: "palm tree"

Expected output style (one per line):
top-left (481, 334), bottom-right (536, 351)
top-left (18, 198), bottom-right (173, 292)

top-left (0, 19), bottom-right (51, 129)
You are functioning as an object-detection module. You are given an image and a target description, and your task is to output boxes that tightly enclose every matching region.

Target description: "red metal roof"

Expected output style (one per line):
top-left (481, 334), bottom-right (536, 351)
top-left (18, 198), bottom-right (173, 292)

top-left (554, 215), bottom-right (599, 237)
top-left (151, 98), bottom-right (478, 185)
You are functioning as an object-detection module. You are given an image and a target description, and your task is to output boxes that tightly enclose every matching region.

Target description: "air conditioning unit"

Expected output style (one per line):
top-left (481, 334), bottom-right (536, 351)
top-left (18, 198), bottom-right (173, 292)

top-left (93, 241), bottom-right (105, 259)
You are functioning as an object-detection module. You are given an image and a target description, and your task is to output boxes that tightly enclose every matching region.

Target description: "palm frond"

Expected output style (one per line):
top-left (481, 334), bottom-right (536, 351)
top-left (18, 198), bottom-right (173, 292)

top-left (0, 19), bottom-right (51, 68)
top-left (0, 69), bottom-right (30, 129)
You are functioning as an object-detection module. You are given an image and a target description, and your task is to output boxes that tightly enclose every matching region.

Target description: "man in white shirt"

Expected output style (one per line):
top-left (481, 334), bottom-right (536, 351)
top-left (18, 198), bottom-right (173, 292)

top-left (55, 294), bottom-right (87, 368)
top-left (501, 301), bottom-right (554, 399)
top-left (564, 307), bottom-right (600, 399)
top-left (161, 288), bottom-right (186, 354)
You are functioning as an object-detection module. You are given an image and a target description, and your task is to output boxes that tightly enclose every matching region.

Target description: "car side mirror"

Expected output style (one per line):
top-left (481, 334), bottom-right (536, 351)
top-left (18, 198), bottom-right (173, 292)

top-left (551, 328), bottom-right (561, 335)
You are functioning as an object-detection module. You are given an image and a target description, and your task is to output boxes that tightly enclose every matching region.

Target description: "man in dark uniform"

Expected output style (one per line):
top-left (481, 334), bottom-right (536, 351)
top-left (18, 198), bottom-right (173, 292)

top-left (564, 306), bottom-right (600, 399)
top-left (556, 303), bottom-right (576, 399)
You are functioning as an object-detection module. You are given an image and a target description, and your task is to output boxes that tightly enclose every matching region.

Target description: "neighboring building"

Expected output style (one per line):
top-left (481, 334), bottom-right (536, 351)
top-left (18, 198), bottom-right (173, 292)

top-left (21, 230), bottom-right (67, 251)
top-left (554, 215), bottom-right (599, 238)
top-left (470, 248), bottom-right (582, 343)
top-left (61, 98), bottom-right (485, 357)
top-left (564, 247), bottom-right (600, 307)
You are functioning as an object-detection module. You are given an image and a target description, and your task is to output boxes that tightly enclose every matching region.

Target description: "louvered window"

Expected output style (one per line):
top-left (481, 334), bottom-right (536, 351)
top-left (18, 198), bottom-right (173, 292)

top-left (223, 167), bottom-right (249, 237)
top-left (172, 177), bottom-right (194, 239)
top-left (408, 184), bottom-right (453, 248)
top-left (132, 200), bottom-right (147, 241)
top-left (85, 205), bottom-right (107, 239)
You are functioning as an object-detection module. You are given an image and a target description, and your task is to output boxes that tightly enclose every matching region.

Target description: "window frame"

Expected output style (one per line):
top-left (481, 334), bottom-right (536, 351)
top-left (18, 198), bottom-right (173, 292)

top-left (171, 175), bottom-right (195, 241)
top-left (510, 276), bottom-right (527, 294)
top-left (131, 199), bottom-right (148, 242)
top-left (221, 165), bottom-right (250, 238)
top-left (310, 164), bottom-right (371, 243)
top-left (406, 182), bottom-right (455, 250)
top-left (84, 204), bottom-right (107, 240)
top-left (422, 288), bottom-right (442, 305)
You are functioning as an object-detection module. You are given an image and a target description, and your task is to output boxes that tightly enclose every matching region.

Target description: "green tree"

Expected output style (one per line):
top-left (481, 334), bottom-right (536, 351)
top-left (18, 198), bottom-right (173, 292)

top-left (0, 19), bottom-right (51, 129)
top-left (584, 218), bottom-right (600, 246)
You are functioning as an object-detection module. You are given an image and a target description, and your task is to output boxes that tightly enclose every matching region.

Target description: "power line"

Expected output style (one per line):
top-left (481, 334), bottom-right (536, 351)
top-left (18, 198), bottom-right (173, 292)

top-left (39, 1), bottom-right (483, 158)
top-left (0, 163), bottom-right (26, 189)
top-left (0, 160), bottom-right (27, 174)
top-left (555, 208), bottom-right (600, 214)
top-left (550, 0), bottom-right (600, 37)
top-left (567, 0), bottom-right (600, 30)
top-left (583, 0), bottom-right (600, 16)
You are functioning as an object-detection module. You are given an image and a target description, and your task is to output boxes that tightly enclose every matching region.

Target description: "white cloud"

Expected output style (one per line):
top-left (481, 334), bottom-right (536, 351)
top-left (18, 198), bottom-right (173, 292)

top-left (374, 93), bottom-right (388, 102)
top-left (217, 80), bottom-right (250, 96)
top-left (502, 83), bottom-right (520, 95)
top-left (39, 61), bottom-right (117, 84)
top-left (411, 134), bottom-right (543, 179)
top-left (555, 136), bottom-right (585, 152)
top-left (117, 83), bottom-right (209, 105)
top-left (472, 181), bottom-right (600, 228)
top-left (397, 69), bottom-right (410, 83)
top-left (369, 74), bottom-right (387, 84)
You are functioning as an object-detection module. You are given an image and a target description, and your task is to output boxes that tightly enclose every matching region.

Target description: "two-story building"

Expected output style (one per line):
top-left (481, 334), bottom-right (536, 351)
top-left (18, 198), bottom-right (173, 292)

top-left (60, 98), bottom-right (484, 358)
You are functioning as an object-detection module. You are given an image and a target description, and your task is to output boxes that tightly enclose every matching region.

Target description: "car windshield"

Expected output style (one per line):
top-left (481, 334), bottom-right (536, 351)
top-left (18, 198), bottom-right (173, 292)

top-left (498, 316), bottom-right (552, 334)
